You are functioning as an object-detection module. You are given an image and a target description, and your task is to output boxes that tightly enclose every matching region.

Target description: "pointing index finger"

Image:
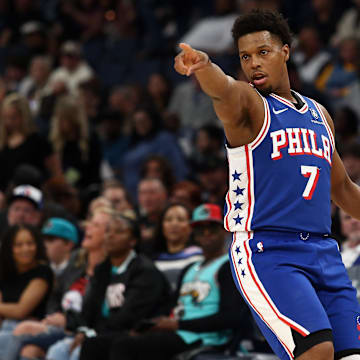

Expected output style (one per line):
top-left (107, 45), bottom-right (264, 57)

top-left (179, 42), bottom-right (195, 54)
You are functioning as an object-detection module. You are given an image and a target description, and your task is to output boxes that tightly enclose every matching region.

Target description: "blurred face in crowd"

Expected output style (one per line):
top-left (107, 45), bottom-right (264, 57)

top-left (162, 205), bottom-right (191, 250)
top-left (340, 209), bottom-right (360, 238)
top-left (133, 110), bottom-right (153, 137)
top-left (2, 104), bottom-right (22, 134)
top-left (138, 179), bottom-right (167, 216)
top-left (30, 58), bottom-right (51, 85)
top-left (143, 159), bottom-right (163, 179)
top-left (343, 155), bottom-right (360, 183)
top-left (104, 217), bottom-right (136, 257)
top-left (339, 38), bottom-right (359, 64)
top-left (44, 236), bottom-right (73, 265)
top-left (147, 73), bottom-right (169, 98)
top-left (8, 199), bottom-right (41, 227)
top-left (12, 228), bottom-right (37, 270)
top-left (82, 211), bottom-right (110, 251)
top-left (193, 221), bottom-right (225, 255)
top-left (61, 53), bottom-right (80, 72)
top-left (103, 187), bottom-right (131, 212)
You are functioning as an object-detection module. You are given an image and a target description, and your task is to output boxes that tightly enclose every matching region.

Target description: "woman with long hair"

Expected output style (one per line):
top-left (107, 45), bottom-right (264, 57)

top-left (0, 93), bottom-right (61, 191)
top-left (49, 95), bottom-right (102, 189)
top-left (0, 224), bottom-right (53, 358)
top-left (152, 203), bottom-right (203, 291)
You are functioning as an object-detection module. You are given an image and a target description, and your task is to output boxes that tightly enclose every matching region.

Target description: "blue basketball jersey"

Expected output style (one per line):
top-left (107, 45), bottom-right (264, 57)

top-left (224, 90), bottom-right (335, 234)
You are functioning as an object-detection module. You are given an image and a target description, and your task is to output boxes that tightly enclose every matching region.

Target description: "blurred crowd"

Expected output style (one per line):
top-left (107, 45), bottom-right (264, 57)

top-left (1, 0), bottom-right (360, 359)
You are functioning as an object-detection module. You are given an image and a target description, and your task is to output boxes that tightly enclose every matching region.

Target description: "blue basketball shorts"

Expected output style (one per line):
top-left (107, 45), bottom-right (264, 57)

top-left (229, 230), bottom-right (360, 360)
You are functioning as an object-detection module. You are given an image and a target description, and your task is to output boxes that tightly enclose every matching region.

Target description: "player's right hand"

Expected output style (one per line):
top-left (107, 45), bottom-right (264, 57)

top-left (174, 43), bottom-right (210, 76)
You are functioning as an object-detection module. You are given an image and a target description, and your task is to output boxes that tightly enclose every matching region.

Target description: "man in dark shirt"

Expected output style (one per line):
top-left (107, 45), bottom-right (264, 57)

top-left (79, 203), bottom-right (251, 360)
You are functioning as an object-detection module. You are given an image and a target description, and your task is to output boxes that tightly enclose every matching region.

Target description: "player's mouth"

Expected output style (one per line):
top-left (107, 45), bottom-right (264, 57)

top-left (251, 72), bottom-right (267, 86)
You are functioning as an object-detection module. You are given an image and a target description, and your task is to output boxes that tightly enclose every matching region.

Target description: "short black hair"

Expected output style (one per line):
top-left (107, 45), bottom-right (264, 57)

top-left (232, 9), bottom-right (292, 48)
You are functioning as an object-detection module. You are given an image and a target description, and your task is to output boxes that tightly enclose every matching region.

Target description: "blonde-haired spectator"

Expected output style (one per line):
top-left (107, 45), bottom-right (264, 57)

top-left (0, 93), bottom-right (61, 191)
top-left (49, 96), bottom-right (102, 189)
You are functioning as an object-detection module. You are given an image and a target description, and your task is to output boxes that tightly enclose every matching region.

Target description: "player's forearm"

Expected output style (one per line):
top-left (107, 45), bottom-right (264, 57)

top-left (194, 62), bottom-right (234, 101)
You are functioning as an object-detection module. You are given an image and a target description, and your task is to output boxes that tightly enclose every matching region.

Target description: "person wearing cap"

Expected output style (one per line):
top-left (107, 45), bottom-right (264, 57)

top-left (42, 217), bottom-right (78, 277)
top-left (46, 210), bottom-right (170, 360)
top-left (78, 204), bottom-right (251, 360)
top-left (48, 41), bottom-right (93, 96)
top-left (6, 184), bottom-right (43, 229)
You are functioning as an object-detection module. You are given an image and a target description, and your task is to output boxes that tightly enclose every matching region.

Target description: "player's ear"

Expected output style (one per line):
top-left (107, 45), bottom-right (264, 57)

top-left (282, 44), bottom-right (290, 62)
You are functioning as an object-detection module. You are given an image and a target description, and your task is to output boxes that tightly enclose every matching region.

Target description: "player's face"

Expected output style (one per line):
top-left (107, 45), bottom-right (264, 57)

top-left (238, 31), bottom-right (289, 96)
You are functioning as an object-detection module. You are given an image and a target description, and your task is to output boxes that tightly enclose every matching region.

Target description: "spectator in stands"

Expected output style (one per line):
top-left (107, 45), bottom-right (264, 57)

top-left (79, 203), bottom-right (250, 360)
top-left (168, 76), bottom-right (219, 129)
top-left (7, 206), bottom-right (110, 360)
top-left (18, 55), bottom-right (53, 121)
top-left (146, 72), bottom-right (172, 115)
top-left (341, 143), bottom-right (360, 185)
top-left (152, 203), bottom-right (203, 291)
top-left (170, 181), bottom-right (203, 211)
top-left (42, 217), bottom-right (78, 277)
top-left (49, 95), bottom-right (102, 190)
top-left (5, 184), bottom-right (43, 229)
top-left (332, 0), bottom-right (360, 46)
top-left (137, 177), bottom-right (168, 252)
top-left (122, 106), bottom-right (188, 195)
top-left (59, 0), bottom-right (105, 42)
top-left (292, 25), bottom-right (331, 86)
top-left (98, 110), bottom-right (129, 180)
top-left (78, 78), bottom-right (102, 129)
top-left (0, 93), bottom-right (61, 191)
top-left (194, 155), bottom-right (228, 207)
top-left (179, 0), bottom-right (239, 55)
top-left (140, 155), bottom-right (176, 193)
top-left (315, 37), bottom-right (359, 108)
top-left (0, 224), bottom-right (53, 358)
top-left (101, 180), bottom-right (135, 217)
top-left (333, 106), bottom-right (359, 152)
top-left (48, 41), bottom-right (93, 96)
top-left (46, 210), bottom-right (170, 360)
top-left (340, 209), bottom-right (360, 268)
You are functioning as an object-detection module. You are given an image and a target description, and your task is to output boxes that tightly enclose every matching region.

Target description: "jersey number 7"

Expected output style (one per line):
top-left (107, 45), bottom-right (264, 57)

top-left (301, 165), bottom-right (320, 200)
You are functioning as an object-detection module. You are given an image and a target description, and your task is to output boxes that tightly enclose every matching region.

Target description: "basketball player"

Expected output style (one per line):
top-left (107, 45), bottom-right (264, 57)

top-left (174, 9), bottom-right (360, 360)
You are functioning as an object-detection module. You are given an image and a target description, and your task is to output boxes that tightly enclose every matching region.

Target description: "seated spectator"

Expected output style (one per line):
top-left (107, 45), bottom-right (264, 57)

top-left (46, 211), bottom-right (170, 360)
top-left (79, 203), bottom-right (250, 360)
top-left (122, 106), bottom-right (188, 195)
top-left (170, 180), bottom-right (203, 211)
top-left (292, 25), bottom-right (331, 86)
top-left (152, 203), bottom-right (203, 291)
top-left (341, 143), bottom-right (360, 185)
top-left (101, 180), bottom-right (136, 219)
top-left (18, 55), bottom-right (53, 119)
top-left (140, 155), bottom-right (176, 193)
top-left (0, 93), bottom-right (61, 191)
top-left (6, 206), bottom-right (111, 360)
top-left (137, 177), bottom-right (168, 252)
top-left (5, 184), bottom-right (43, 230)
top-left (42, 217), bottom-right (78, 277)
top-left (146, 72), bottom-right (172, 115)
top-left (49, 95), bottom-right (102, 190)
top-left (340, 209), bottom-right (360, 269)
top-left (315, 37), bottom-right (359, 109)
top-left (47, 41), bottom-right (94, 96)
top-left (0, 224), bottom-right (53, 358)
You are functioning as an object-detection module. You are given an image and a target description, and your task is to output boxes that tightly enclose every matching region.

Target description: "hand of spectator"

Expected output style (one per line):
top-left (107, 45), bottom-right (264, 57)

top-left (151, 316), bottom-right (179, 332)
top-left (42, 312), bottom-right (66, 328)
top-left (70, 333), bottom-right (85, 354)
top-left (175, 43), bottom-right (210, 76)
top-left (13, 320), bottom-right (47, 336)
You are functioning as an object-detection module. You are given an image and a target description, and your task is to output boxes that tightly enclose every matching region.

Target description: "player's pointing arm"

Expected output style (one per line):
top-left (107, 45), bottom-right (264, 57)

top-left (174, 43), bottom-right (263, 147)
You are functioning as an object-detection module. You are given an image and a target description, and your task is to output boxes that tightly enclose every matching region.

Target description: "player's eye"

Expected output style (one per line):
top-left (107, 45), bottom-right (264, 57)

top-left (260, 50), bottom-right (269, 55)
top-left (241, 54), bottom-right (249, 61)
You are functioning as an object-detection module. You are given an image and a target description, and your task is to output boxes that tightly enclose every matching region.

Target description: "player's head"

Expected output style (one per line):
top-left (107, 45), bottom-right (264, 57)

top-left (232, 9), bottom-right (292, 95)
